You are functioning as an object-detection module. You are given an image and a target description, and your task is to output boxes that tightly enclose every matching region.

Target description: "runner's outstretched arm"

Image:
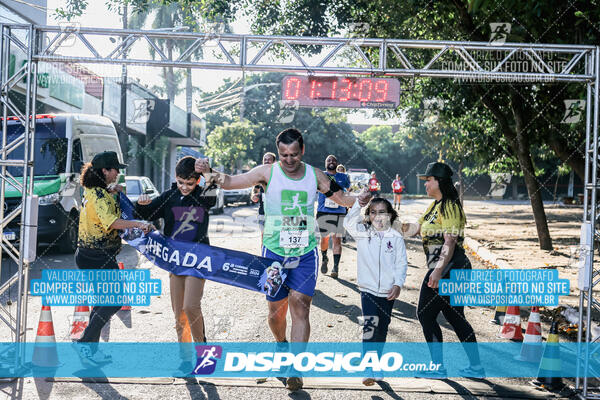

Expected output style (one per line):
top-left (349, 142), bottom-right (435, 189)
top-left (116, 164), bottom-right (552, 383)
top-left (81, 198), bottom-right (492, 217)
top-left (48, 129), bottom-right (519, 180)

top-left (195, 158), bottom-right (271, 190)
top-left (315, 168), bottom-right (357, 208)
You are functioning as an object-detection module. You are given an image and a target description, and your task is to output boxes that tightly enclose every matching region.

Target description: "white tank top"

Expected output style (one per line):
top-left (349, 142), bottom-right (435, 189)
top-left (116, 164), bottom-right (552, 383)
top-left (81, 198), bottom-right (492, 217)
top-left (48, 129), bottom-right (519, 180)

top-left (263, 162), bottom-right (318, 257)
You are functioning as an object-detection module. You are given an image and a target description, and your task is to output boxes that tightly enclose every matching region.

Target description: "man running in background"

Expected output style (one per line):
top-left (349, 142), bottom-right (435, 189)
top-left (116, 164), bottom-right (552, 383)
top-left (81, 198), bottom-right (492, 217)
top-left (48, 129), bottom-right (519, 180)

top-left (368, 171), bottom-right (381, 198)
top-left (195, 128), bottom-right (366, 391)
top-left (316, 155), bottom-right (350, 278)
top-left (392, 174), bottom-right (405, 210)
top-left (251, 152), bottom-right (276, 240)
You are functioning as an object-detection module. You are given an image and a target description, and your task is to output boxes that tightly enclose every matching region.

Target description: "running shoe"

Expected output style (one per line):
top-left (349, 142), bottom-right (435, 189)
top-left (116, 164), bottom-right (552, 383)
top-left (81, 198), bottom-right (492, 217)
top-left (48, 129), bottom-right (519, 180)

top-left (73, 342), bottom-right (111, 368)
top-left (92, 349), bottom-right (112, 364)
top-left (362, 371), bottom-right (384, 386)
top-left (286, 376), bottom-right (303, 391)
top-left (362, 377), bottom-right (376, 386)
top-left (458, 365), bottom-right (485, 378)
top-left (321, 254), bottom-right (328, 274)
top-left (330, 267), bottom-right (338, 279)
top-left (419, 366), bottom-right (447, 379)
top-left (175, 361), bottom-right (194, 377)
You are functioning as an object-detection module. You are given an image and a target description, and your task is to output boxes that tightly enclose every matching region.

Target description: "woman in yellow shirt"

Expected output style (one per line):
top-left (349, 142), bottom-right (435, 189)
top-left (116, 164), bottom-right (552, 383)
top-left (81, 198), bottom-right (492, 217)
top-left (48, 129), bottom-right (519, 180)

top-left (403, 162), bottom-right (483, 378)
top-left (74, 151), bottom-right (153, 368)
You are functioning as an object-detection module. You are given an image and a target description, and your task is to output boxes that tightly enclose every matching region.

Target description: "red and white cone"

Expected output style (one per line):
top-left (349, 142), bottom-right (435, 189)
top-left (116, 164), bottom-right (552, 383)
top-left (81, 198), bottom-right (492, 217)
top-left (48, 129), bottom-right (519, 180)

top-left (118, 262), bottom-right (131, 311)
top-left (32, 305), bottom-right (59, 368)
top-left (516, 306), bottom-right (543, 362)
top-left (500, 305), bottom-right (524, 341)
top-left (70, 304), bottom-right (90, 340)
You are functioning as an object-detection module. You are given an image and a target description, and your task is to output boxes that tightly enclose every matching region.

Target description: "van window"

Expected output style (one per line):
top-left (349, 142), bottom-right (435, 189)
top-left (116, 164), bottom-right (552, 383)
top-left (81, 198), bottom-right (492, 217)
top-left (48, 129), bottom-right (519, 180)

top-left (71, 139), bottom-right (83, 173)
top-left (6, 121), bottom-right (68, 177)
top-left (80, 136), bottom-right (121, 164)
top-left (126, 179), bottom-right (141, 195)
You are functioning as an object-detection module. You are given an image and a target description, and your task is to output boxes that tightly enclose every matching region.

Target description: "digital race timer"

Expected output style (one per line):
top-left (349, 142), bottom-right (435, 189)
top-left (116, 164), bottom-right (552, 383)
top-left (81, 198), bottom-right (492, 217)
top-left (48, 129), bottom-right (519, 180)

top-left (281, 76), bottom-right (400, 109)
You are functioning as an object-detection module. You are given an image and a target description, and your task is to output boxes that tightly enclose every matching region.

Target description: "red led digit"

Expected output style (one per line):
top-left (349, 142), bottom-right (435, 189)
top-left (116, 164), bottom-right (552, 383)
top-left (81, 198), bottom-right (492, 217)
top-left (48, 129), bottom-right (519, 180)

top-left (339, 79), bottom-right (352, 101)
top-left (310, 80), bottom-right (317, 98)
top-left (374, 80), bottom-right (389, 102)
top-left (330, 81), bottom-right (337, 99)
top-left (358, 79), bottom-right (373, 101)
top-left (285, 77), bottom-right (301, 100)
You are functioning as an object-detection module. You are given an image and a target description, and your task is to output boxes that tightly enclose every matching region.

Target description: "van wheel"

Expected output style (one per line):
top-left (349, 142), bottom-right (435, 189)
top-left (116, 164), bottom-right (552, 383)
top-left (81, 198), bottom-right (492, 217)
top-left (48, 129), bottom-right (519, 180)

top-left (59, 212), bottom-right (79, 253)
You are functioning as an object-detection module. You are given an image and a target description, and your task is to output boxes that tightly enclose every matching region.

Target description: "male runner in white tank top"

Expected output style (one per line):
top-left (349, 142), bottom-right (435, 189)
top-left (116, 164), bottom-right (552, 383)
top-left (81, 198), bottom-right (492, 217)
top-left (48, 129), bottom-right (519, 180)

top-left (195, 128), bottom-right (368, 391)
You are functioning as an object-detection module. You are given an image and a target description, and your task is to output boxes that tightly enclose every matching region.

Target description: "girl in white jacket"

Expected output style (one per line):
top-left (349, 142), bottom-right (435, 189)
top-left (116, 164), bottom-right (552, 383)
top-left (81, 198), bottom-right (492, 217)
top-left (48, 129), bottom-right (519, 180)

top-left (343, 197), bottom-right (408, 385)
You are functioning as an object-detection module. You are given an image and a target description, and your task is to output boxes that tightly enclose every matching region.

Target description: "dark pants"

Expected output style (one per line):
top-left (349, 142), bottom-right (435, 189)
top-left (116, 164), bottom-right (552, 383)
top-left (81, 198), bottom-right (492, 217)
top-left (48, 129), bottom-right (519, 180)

top-left (75, 247), bottom-right (122, 347)
top-left (416, 257), bottom-right (481, 367)
top-left (360, 291), bottom-right (395, 344)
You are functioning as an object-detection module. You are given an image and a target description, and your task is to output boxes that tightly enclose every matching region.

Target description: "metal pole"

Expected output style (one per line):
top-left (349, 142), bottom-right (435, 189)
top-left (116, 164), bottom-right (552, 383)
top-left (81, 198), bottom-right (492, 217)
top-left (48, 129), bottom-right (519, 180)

top-left (240, 69), bottom-right (246, 120)
top-left (577, 50), bottom-right (593, 393)
top-left (15, 25), bottom-right (34, 346)
top-left (22, 27), bottom-right (38, 345)
top-left (584, 46), bottom-right (600, 398)
top-left (577, 52), bottom-right (593, 393)
top-left (119, 4), bottom-right (128, 161)
top-left (0, 24), bottom-right (7, 294)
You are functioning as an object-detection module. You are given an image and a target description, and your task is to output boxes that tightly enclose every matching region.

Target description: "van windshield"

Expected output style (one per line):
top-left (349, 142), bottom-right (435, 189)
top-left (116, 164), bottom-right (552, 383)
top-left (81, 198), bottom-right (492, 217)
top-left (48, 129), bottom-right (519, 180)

top-left (125, 179), bottom-right (141, 195)
top-left (5, 120), bottom-right (68, 177)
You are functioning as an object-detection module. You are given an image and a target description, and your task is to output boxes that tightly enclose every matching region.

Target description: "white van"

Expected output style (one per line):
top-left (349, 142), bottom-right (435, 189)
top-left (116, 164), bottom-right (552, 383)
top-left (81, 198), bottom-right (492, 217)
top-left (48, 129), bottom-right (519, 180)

top-left (3, 113), bottom-right (124, 253)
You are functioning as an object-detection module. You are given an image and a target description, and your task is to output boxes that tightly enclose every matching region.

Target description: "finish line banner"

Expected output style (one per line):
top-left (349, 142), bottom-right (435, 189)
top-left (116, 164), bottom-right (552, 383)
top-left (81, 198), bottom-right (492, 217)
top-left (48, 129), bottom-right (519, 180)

top-left (0, 342), bottom-right (591, 378)
top-left (119, 193), bottom-right (287, 297)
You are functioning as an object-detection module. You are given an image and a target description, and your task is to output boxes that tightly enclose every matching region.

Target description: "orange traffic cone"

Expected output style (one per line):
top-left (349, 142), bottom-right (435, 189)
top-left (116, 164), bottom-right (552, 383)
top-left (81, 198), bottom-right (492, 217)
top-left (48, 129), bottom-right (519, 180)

top-left (532, 320), bottom-right (563, 390)
top-left (516, 306), bottom-right (543, 362)
top-left (70, 304), bottom-right (90, 340)
top-left (500, 306), bottom-right (524, 341)
top-left (32, 305), bottom-right (59, 368)
top-left (118, 262), bottom-right (131, 311)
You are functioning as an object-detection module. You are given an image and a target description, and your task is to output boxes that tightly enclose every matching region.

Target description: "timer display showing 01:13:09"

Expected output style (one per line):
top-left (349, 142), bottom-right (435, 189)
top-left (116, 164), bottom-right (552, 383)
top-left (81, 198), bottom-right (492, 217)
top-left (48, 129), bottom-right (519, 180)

top-left (281, 76), bottom-right (400, 109)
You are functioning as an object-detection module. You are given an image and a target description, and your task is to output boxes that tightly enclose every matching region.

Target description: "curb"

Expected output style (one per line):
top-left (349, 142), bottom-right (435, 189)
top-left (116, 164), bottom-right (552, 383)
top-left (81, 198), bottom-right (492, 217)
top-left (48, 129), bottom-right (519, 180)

top-left (464, 236), bottom-right (511, 269)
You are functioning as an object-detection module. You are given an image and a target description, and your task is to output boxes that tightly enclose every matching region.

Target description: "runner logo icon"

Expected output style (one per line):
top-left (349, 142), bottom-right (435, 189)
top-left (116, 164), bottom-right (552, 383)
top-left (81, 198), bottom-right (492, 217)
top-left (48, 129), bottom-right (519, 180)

top-left (193, 345), bottom-right (223, 375)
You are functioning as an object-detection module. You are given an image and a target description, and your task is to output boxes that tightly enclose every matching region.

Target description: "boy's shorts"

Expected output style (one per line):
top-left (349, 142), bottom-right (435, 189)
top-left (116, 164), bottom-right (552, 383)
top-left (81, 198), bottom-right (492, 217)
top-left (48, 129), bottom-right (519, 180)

top-left (262, 246), bottom-right (319, 302)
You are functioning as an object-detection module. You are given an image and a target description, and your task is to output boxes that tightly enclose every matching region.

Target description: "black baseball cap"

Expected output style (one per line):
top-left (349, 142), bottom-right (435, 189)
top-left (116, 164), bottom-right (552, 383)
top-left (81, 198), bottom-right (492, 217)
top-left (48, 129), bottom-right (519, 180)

top-left (417, 162), bottom-right (453, 180)
top-left (91, 151), bottom-right (127, 170)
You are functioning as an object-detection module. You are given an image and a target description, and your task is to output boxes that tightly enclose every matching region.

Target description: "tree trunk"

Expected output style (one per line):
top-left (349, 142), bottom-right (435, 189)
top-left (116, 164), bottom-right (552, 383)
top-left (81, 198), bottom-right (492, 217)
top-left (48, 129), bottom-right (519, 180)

top-left (510, 90), bottom-right (553, 250)
top-left (514, 142), bottom-right (553, 250)
top-left (475, 85), bottom-right (554, 250)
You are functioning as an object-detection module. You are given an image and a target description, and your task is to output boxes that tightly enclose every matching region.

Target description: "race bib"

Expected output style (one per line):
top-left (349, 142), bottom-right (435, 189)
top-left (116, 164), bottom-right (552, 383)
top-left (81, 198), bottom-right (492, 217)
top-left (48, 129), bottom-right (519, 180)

top-left (280, 230), bottom-right (309, 248)
top-left (324, 198), bottom-right (339, 209)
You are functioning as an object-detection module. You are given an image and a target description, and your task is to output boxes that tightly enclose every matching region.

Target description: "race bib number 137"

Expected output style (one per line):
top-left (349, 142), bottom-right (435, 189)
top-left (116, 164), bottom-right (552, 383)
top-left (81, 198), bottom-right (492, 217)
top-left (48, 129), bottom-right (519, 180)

top-left (280, 230), bottom-right (309, 248)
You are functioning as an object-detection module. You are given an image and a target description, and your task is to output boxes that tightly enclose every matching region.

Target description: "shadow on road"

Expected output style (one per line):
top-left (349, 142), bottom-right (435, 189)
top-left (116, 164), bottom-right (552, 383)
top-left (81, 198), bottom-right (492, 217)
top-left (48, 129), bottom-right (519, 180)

top-left (312, 289), bottom-right (361, 324)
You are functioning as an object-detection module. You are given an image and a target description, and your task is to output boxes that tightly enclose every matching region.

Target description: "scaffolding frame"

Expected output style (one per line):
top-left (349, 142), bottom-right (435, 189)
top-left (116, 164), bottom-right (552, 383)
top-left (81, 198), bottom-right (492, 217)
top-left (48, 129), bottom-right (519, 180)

top-left (0, 24), bottom-right (598, 397)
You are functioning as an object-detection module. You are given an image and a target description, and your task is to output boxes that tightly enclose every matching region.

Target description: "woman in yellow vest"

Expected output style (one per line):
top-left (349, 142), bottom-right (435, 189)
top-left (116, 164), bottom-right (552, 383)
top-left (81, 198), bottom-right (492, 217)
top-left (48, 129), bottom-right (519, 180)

top-left (402, 162), bottom-right (483, 378)
top-left (74, 151), bottom-right (153, 368)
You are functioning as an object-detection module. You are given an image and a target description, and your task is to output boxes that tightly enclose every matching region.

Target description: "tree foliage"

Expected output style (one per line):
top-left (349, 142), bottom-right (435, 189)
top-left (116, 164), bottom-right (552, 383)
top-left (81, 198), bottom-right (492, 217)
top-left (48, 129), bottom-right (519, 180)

top-left (205, 121), bottom-right (256, 172)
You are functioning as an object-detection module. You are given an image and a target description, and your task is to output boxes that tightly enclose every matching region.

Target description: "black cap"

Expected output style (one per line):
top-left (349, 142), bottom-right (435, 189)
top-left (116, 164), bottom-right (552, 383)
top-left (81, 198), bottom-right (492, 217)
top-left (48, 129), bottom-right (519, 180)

top-left (417, 162), bottom-right (453, 180)
top-left (91, 151), bottom-right (127, 170)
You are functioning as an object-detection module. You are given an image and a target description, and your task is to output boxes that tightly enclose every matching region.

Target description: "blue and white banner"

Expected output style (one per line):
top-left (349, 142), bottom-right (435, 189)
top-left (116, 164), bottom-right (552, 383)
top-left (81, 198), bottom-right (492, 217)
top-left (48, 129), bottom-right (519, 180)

top-left (0, 342), bottom-right (590, 378)
top-left (119, 193), bottom-right (287, 297)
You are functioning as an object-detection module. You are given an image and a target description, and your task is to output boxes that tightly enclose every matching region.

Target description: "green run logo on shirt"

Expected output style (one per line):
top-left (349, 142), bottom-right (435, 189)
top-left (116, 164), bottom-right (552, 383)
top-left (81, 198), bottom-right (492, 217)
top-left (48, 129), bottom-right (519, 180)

top-left (280, 190), bottom-right (308, 230)
top-left (281, 190), bottom-right (308, 216)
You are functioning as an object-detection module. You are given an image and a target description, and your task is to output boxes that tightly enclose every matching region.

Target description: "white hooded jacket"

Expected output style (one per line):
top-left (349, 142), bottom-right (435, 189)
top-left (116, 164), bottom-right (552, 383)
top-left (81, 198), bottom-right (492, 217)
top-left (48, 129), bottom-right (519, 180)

top-left (343, 200), bottom-right (408, 297)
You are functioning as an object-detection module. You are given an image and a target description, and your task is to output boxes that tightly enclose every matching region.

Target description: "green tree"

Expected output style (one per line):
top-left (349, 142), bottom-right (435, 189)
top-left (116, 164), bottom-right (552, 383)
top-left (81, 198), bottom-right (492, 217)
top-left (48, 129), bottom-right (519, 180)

top-left (198, 72), bottom-right (362, 169)
top-left (210, 0), bottom-right (599, 250)
top-left (55, 0), bottom-right (600, 249)
top-left (205, 121), bottom-right (256, 172)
